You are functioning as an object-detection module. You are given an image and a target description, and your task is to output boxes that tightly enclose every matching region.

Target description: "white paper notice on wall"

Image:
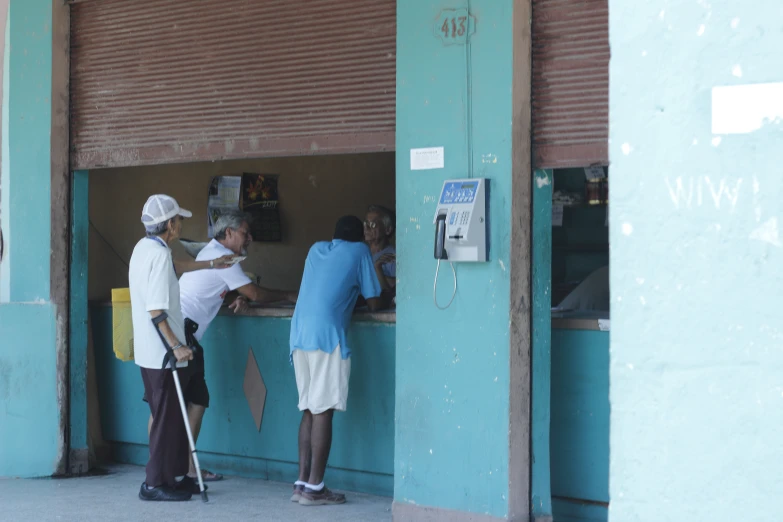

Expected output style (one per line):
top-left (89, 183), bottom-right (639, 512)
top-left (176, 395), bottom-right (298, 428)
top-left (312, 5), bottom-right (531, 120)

top-left (584, 166), bottom-right (606, 180)
top-left (552, 203), bottom-right (564, 227)
top-left (712, 82), bottom-right (783, 135)
top-left (410, 147), bottom-right (445, 170)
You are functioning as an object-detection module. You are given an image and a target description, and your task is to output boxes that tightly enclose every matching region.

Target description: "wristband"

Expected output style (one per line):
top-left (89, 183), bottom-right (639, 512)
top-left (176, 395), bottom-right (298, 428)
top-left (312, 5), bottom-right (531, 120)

top-left (171, 342), bottom-right (183, 350)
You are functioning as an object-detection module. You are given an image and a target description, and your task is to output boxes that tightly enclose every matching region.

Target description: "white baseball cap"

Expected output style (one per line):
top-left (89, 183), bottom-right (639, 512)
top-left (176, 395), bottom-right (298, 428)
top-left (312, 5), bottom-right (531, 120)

top-left (141, 194), bottom-right (193, 226)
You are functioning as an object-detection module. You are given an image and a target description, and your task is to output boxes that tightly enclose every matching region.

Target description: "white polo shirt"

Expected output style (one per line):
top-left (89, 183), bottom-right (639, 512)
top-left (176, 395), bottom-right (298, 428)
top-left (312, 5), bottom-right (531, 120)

top-left (179, 239), bottom-right (252, 341)
top-left (129, 236), bottom-right (187, 369)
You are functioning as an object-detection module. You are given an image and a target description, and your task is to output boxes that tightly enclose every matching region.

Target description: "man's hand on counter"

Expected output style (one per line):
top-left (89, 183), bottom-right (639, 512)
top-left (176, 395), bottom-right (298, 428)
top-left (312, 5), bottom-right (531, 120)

top-left (223, 287), bottom-right (297, 312)
top-left (356, 289), bottom-right (394, 312)
top-left (234, 283), bottom-right (298, 305)
top-left (229, 295), bottom-right (250, 314)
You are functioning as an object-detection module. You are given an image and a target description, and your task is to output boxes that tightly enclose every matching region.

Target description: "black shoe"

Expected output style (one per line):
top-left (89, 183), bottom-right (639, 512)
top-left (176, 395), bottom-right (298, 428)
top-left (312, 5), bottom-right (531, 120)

top-left (175, 475), bottom-right (207, 494)
top-left (139, 482), bottom-right (192, 501)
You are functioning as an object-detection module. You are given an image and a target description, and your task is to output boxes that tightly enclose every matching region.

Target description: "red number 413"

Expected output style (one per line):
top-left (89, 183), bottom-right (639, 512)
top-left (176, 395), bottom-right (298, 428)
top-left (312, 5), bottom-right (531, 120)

top-left (441, 16), bottom-right (468, 38)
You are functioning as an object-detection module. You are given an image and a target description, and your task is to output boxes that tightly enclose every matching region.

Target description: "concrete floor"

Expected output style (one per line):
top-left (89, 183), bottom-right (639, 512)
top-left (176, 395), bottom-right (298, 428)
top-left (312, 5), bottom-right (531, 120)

top-left (0, 464), bottom-right (392, 522)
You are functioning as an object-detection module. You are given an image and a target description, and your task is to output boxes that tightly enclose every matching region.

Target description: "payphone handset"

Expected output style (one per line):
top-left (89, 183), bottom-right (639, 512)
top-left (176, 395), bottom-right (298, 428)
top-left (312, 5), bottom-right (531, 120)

top-left (434, 212), bottom-right (448, 260)
top-left (431, 178), bottom-right (490, 309)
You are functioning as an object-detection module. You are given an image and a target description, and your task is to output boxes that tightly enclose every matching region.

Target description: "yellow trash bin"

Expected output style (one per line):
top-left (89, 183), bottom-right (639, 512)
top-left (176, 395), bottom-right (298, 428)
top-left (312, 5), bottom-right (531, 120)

top-left (111, 288), bottom-right (134, 362)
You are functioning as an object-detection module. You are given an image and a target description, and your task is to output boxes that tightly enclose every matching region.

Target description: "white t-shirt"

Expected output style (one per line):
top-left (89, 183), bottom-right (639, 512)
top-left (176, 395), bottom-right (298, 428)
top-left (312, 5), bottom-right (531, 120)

top-left (129, 237), bottom-right (187, 369)
top-left (179, 239), bottom-right (252, 341)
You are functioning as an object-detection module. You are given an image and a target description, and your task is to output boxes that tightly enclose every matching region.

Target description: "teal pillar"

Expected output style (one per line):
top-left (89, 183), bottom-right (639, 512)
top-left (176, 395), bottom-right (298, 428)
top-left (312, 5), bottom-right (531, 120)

top-left (610, 0), bottom-right (783, 520)
top-left (531, 169), bottom-right (552, 519)
top-left (70, 170), bottom-right (89, 472)
top-left (0, 1), bottom-right (9, 302)
top-left (5, 0), bottom-right (52, 302)
top-left (394, 0), bottom-right (531, 520)
top-left (0, 0), bottom-right (64, 477)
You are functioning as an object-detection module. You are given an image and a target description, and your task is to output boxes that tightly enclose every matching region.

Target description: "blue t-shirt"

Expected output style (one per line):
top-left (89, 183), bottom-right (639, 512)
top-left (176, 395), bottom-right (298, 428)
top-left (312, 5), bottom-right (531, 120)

top-left (290, 240), bottom-right (382, 360)
top-left (372, 245), bottom-right (396, 278)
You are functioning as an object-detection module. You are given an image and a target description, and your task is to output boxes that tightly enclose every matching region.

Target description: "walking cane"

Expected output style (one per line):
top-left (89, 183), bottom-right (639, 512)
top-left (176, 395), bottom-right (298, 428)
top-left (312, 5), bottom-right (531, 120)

top-left (152, 313), bottom-right (209, 503)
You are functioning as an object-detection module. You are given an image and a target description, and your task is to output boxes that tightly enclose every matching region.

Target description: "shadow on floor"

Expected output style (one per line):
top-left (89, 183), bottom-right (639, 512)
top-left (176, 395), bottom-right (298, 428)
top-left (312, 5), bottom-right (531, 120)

top-left (1, 463), bottom-right (392, 522)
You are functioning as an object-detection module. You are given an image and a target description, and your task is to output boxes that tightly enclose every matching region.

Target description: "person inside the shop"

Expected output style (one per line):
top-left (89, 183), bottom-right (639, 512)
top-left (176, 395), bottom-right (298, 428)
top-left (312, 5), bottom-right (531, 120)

top-left (289, 215), bottom-right (390, 506)
top-left (364, 204), bottom-right (396, 291)
top-left (146, 209), bottom-right (298, 483)
top-left (130, 194), bottom-right (199, 502)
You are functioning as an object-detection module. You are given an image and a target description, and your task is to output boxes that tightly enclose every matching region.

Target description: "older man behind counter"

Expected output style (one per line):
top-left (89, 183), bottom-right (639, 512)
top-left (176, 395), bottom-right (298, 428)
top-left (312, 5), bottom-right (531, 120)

top-left (364, 204), bottom-right (396, 291)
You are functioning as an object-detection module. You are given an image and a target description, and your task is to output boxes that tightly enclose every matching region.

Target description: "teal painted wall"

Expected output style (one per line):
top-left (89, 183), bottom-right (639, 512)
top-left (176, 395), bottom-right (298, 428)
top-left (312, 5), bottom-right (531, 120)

top-left (551, 329), bottom-right (609, 522)
top-left (0, 304), bottom-right (58, 475)
top-left (5, 0), bottom-right (51, 302)
top-left (552, 497), bottom-right (608, 522)
top-left (0, 0), bottom-right (61, 477)
top-left (609, 1), bottom-right (783, 520)
top-left (70, 171), bottom-right (90, 461)
top-left (531, 169), bottom-right (553, 517)
top-left (90, 307), bottom-right (396, 496)
top-left (0, 9), bottom-right (9, 301)
top-left (395, 0), bottom-right (515, 517)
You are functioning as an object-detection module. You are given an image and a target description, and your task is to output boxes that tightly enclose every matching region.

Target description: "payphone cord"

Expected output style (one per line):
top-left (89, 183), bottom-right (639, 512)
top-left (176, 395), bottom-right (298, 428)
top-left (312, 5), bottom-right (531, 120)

top-left (433, 259), bottom-right (457, 310)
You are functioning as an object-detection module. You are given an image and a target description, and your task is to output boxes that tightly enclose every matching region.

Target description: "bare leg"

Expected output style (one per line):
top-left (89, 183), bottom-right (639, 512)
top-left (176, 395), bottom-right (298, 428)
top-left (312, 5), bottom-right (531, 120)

top-left (307, 409), bottom-right (334, 485)
top-left (298, 410), bottom-right (313, 482)
top-left (186, 404), bottom-right (206, 477)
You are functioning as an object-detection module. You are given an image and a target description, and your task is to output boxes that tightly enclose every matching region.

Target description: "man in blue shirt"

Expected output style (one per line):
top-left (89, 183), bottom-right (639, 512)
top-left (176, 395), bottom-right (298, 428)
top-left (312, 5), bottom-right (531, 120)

top-left (289, 216), bottom-right (388, 506)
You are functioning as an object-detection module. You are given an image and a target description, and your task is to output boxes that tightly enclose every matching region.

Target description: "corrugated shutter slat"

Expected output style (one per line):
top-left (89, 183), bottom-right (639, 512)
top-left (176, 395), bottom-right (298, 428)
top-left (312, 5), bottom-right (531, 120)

top-left (70, 0), bottom-right (396, 169)
top-left (532, 0), bottom-right (609, 168)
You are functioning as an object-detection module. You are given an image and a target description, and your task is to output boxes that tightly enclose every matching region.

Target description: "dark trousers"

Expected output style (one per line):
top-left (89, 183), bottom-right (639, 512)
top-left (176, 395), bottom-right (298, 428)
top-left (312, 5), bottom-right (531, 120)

top-left (140, 366), bottom-right (191, 488)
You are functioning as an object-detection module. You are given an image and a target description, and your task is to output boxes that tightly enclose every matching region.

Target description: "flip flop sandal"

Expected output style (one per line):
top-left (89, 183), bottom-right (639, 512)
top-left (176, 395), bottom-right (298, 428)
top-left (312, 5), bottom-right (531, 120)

top-left (201, 469), bottom-right (224, 482)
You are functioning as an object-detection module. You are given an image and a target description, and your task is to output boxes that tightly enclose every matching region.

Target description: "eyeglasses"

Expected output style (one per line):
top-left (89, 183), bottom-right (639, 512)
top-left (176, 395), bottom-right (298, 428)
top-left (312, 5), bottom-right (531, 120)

top-left (363, 220), bottom-right (379, 229)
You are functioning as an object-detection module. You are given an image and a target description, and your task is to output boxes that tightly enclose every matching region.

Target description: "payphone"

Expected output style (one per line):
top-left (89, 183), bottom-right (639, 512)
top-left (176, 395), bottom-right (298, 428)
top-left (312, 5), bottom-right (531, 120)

top-left (432, 178), bottom-right (489, 309)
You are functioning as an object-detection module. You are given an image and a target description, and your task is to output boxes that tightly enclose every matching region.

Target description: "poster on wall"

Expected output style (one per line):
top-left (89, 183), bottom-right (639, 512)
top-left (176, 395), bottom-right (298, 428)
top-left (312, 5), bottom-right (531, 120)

top-left (241, 173), bottom-right (281, 242)
top-left (207, 176), bottom-right (242, 238)
top-left (552, 203), bottom-right (564, 227)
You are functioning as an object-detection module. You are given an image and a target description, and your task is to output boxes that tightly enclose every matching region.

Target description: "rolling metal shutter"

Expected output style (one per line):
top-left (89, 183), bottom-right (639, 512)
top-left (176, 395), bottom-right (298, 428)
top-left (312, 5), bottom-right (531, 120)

top-left (532, 0), bottom-right (609, 168)
top-left (70, 0), bottom-right (396, 169)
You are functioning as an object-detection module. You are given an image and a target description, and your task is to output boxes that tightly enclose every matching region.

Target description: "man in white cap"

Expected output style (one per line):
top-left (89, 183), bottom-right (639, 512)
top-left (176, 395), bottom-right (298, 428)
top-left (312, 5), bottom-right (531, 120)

top-left (129, 194), bottom-right (202, 501)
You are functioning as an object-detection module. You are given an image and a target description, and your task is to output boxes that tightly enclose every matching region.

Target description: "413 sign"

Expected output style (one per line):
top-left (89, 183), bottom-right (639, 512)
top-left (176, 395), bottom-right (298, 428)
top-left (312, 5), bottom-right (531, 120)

top-left (434, 8), bottom-right (476, 45)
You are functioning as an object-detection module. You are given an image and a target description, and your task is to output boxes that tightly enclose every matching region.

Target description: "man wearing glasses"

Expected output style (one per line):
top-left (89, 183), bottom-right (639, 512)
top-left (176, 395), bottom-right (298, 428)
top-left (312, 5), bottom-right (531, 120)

top-left (363, 204), bottom-right (396, 291)
top-left (147, 210), bottom-right (297, 484)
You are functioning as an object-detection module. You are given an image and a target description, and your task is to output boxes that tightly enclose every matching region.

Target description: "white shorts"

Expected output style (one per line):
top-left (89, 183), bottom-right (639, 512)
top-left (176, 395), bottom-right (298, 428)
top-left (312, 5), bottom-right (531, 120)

top-left (292, 347), bottom-right (351, 415)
